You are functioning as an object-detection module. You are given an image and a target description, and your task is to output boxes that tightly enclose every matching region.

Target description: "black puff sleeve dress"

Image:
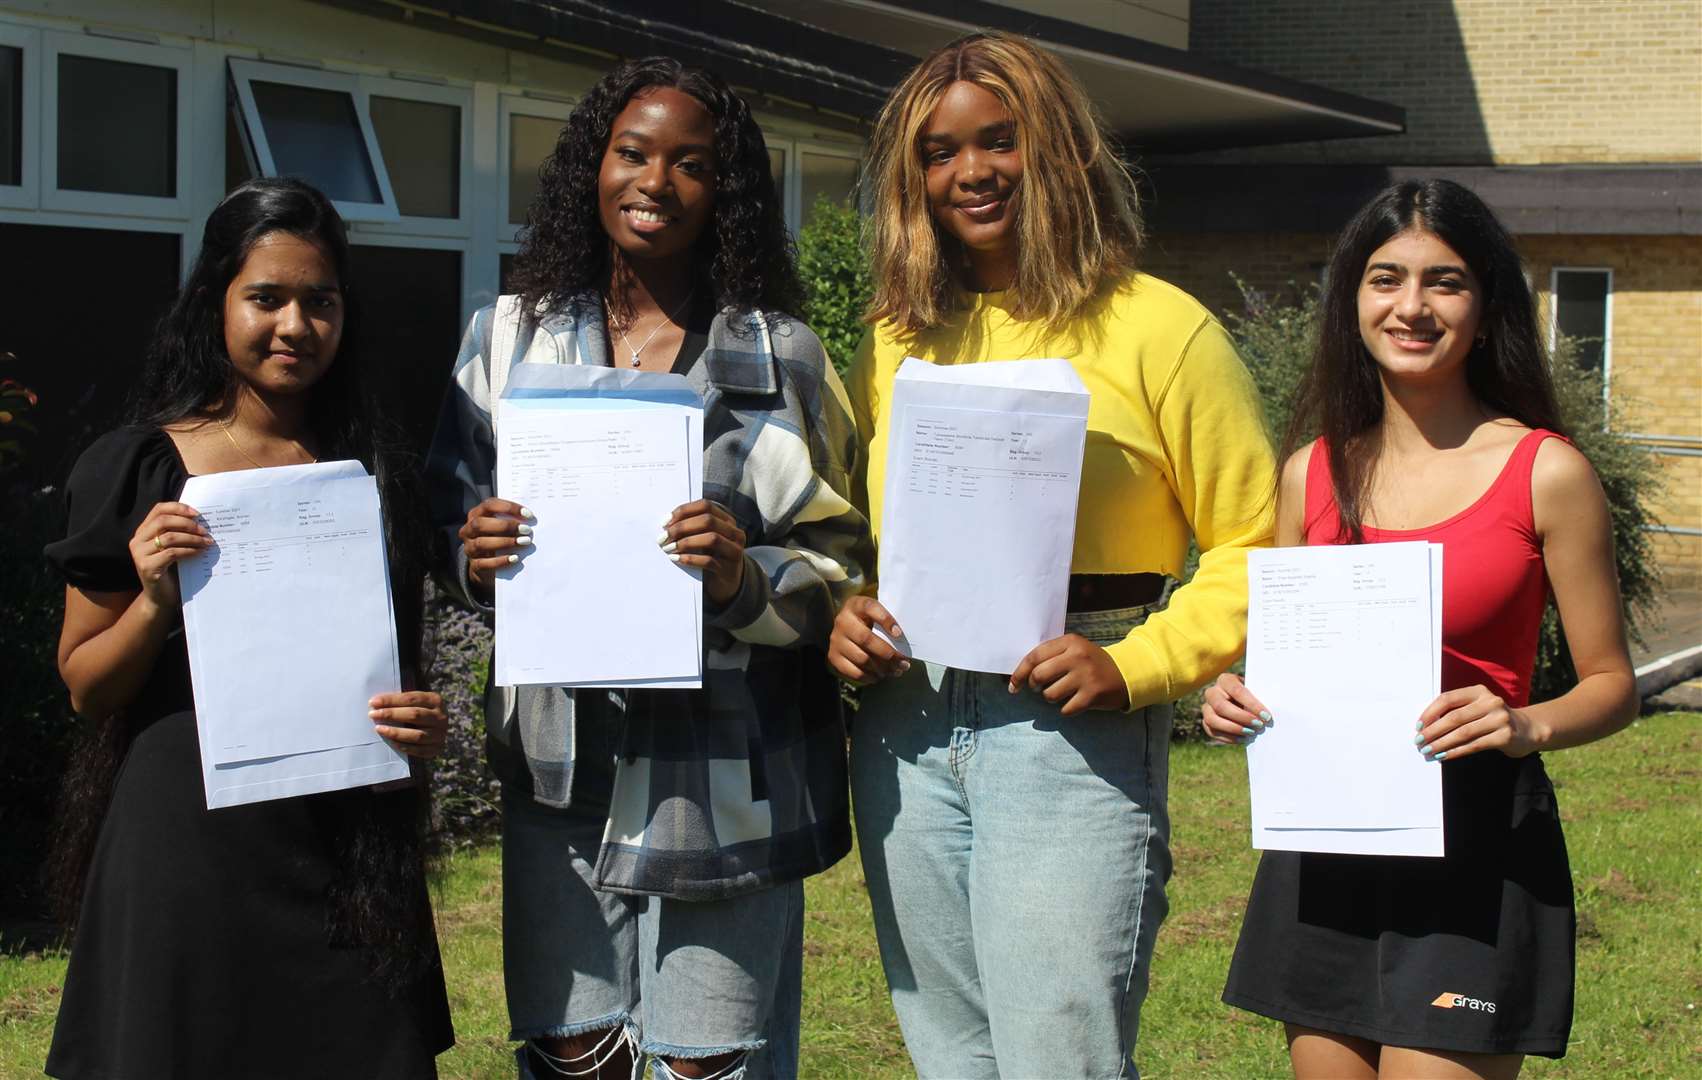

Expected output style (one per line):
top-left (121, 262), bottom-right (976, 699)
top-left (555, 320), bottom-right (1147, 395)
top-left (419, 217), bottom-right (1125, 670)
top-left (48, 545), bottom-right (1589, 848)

top-left (42, 426), bottom-right (453, 1080)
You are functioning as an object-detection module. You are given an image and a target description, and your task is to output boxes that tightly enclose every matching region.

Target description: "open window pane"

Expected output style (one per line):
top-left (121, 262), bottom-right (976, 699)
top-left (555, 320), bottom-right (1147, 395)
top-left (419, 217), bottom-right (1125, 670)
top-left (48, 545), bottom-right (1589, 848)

top-left (0, 46), bottom-right (19, 186)
top-left (58, 54), bottom-right (175, 197)
top-left (249, 79), bottom-right (380, 204)
top-left (508, 113), bottom-right (559, 225)
top-left (801, 151), bottom-right (859, 224)
top-left (370, 95), bottom-right (459, 219)
top-left (1555, 269), bottom-right (1610, 371)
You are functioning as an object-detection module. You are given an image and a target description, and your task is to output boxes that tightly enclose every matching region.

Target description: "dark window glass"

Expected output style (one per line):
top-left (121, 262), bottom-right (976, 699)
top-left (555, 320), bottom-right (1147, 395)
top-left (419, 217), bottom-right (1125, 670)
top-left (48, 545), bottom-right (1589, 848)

top-left (801, 151), bottom-right (859, 224)
top-left (225, 107), bottom-right (254, 193)
top-left (1, 46), bottom-right (20, 187)
top-left (507, 113), bottom-right (560, 225)
top-left (1, 224), bottom-right (180, 489)
top-left (351, 245), bottom-right (461, 451)
top-left (370, 95), bottom-right (459, 219)
top-left (249, 80), bottom-right (380, 204)
top-left (58, 54), bottom-right (176, 197)
top-left (499, 252), bottom-right (515, 294)
top-left (1555, 269), bottom-right (1610, 371)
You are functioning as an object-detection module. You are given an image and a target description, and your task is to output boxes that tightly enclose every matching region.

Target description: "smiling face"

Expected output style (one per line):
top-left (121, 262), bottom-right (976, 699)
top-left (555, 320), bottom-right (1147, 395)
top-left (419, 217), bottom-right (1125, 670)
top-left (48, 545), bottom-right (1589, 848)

top-left (1357, 228), bottom-right (1484, 383)
top-left (221, 230), bottom-right (342, 402)
top-left (920, 80), bottom-right (1022, 289)
top-left (596, 86), bottom-right (718, 267)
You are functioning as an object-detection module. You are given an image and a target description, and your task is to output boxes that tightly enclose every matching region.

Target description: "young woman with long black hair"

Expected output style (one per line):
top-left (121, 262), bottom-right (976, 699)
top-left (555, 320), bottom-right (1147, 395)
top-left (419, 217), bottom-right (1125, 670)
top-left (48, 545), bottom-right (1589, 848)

top-left (828, 32), bottom-right (1277, 1077)
top-left (427, 57), bottom-right (869, 1080)
top-left (43, 177), bottom-right (453, 1079)
top-left (1203, 180), bottom-right (1638, 1078)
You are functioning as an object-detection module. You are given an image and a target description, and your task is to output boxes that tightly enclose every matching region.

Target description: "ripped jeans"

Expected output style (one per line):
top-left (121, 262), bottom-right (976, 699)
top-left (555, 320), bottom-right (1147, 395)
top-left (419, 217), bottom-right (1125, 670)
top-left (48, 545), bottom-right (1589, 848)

top-left (503, 697), bottom-right (803, 1080)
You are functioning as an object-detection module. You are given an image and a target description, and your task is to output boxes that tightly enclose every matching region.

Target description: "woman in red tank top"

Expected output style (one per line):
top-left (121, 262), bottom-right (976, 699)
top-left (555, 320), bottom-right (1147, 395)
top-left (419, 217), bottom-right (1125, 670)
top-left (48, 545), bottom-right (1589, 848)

top-left (1203, 180), bottom-right (1637, 1079)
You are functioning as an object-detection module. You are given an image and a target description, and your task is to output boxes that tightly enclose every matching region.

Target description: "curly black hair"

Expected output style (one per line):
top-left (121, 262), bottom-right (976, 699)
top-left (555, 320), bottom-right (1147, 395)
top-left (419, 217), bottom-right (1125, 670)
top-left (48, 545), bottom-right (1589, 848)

top-left (508, 56), bottom-right (804, 319)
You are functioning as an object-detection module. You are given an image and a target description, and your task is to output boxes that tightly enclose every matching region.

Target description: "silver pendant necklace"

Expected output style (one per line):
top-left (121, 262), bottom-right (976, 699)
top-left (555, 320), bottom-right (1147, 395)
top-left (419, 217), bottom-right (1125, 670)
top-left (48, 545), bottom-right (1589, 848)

top-left (609, 288), bottom-right (696, 368)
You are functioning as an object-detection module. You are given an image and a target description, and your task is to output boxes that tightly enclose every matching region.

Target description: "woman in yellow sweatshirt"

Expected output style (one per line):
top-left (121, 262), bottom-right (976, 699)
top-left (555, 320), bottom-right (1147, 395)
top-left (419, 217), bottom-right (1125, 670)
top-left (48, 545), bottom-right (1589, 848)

top-left (826, 31), bottom-right (1277, 1077)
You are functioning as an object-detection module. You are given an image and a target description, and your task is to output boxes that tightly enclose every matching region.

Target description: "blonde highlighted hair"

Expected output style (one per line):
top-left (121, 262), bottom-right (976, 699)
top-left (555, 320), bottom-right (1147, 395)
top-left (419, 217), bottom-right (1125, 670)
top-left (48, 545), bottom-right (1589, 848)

top-left (863, 32), bottom-right (1144, 333)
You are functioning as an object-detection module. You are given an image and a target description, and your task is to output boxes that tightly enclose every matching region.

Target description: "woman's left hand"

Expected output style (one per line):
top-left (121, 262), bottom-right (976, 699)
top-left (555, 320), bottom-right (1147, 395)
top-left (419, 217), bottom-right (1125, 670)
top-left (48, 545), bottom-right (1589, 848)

top-left (370, 691), bottom-right (448, 759)
top-left (1414, 684), bottom-right (1542, 762)
top-left (1009, 634), bottom-right (1131, 716)
top-left (662, 499), bottom-right (747, 607)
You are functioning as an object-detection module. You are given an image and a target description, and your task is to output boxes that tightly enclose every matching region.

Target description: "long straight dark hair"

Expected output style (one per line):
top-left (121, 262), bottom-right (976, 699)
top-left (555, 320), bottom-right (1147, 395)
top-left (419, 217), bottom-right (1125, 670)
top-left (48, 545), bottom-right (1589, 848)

top-left (51, 178), bottom-right (436, 983)
top-left (1284, 179), bottom-right (1565, 541)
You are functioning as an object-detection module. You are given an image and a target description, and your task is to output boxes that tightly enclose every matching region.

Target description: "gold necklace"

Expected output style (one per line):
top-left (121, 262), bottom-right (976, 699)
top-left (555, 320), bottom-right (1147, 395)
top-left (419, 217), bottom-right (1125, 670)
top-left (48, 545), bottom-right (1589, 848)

top-left (221, 418), bottom-right (315, 468)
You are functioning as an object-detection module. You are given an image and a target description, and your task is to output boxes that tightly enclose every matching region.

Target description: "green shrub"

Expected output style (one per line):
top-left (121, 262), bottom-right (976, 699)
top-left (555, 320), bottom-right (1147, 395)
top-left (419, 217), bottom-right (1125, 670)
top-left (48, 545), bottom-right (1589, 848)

top-left (1217, 279), bottom-right (1663, 711)
top-left (796, 196), bottom-right (871, 378)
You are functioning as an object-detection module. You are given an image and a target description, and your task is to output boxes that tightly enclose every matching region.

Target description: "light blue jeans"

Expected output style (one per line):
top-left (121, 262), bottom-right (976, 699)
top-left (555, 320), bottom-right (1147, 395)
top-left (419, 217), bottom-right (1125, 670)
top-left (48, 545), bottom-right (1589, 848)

top-left (850, 605), bottom-right (1173, 1079)
top-left (504, 703), bottom-right (804, 1080)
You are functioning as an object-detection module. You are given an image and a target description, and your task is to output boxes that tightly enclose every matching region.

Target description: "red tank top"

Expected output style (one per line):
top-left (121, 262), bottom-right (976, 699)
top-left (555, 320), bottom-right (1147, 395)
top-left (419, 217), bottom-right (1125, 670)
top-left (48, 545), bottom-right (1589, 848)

top-left (1303, 430), bottom-right (1562, 708)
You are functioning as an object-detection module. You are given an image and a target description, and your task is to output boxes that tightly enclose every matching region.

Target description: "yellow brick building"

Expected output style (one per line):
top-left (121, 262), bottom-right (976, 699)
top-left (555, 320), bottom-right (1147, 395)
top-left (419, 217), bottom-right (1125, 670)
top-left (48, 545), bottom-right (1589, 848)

top-left (1140, 0), bottom-right (1702, 585)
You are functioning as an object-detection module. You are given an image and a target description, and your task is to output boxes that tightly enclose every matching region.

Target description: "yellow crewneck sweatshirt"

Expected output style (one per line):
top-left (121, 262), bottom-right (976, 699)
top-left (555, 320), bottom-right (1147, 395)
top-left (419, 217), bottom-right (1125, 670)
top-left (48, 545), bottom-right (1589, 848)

top-left (847, 273), bottom-right (1277, 709)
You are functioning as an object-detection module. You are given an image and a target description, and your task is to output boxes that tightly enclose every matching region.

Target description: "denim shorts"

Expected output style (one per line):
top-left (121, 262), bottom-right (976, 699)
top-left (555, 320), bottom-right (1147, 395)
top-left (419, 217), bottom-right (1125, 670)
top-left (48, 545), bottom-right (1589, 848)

top-left (850, 603), bottom-right (1173, 1079)
top-left (503, 699), bottom-right (803, 1079)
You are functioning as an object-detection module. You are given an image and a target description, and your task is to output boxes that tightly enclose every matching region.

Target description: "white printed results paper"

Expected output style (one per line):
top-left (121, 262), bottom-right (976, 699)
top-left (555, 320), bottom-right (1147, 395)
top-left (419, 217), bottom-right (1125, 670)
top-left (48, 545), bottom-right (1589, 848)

top-left (179, 461), bottom-right (409, 809)
top-left (877, 357), bottom-right (1089, 674)
top-left (495, 365), bottom-right (704, 688)
top-left (1244, 541), bottom-right (1445, 857)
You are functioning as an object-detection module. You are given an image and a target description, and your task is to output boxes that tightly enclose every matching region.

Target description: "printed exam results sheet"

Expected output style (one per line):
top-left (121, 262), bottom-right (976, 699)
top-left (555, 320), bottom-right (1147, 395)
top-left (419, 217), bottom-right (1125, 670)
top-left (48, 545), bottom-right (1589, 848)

top-left (877, 357), bottom-right (1089, 675)
top-left (1244, 541), bottom-right (1445, 857)
top-left (494, 365), bottom-right (704, 688)
top-left (179, 461), bottom-right (409, 808)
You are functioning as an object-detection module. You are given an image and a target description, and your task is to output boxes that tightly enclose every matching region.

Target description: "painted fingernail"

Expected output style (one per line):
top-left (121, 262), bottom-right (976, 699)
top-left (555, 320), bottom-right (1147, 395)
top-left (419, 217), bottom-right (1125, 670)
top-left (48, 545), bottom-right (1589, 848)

top-left (1241, 726), bottom-right (1256, 736)
top-left (1419, 743), bottom-right (1432, 756)
top-left (517, 524), bottom-right (533, 536)
top-left (899, 661), bottom-right (911, 673)
top-left (506, 554), bottom-right (519, 564)
top-left (1416, 720), bottom-right (1425, 731)
top-left (515, 536), bottom-right (532, 546)
top-left (1259, 710), bottom-right (1273, 724)
top-left (668, 553), bottom-right (682, 563)
top-left (1249, 717), bottom-right (1266, 730)
top-left (520, 507), bottom-right (534, 520)
top-left (1008, 681), bottom-right (1018, 694)
top-left (662, 541), bottom-right (678, 554)
top-left (1414, 733), bottom-right (1425, 745)
top-left (656, 531), bottom-right (670, 545)
top-left (1435, 750), bottom-right (1448, 761)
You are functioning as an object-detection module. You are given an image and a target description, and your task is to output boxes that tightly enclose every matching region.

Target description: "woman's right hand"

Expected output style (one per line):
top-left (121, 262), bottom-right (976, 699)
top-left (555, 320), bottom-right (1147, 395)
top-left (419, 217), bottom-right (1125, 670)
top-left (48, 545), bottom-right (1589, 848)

top-left (127, 501), bottom-right (211, 611)
top-left (827, 595), bottom-right (910, 685)
top-left (1200, 672), bottom-right (1273, 745)
top-left (459, 497), bottom-right (533, 594)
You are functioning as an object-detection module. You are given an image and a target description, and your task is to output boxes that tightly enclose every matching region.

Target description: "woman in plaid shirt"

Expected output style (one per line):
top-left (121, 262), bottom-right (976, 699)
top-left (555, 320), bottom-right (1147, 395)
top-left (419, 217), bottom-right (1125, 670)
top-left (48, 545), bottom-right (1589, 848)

top-left (427, 58), bottom-right (871, 1080)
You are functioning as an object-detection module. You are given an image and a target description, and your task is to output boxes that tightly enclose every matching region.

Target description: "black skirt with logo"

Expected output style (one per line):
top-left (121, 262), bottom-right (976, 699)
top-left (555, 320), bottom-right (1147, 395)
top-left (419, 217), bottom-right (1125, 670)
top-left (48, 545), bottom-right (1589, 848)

top-left (1222, 752), bottom-right (1575, 1058)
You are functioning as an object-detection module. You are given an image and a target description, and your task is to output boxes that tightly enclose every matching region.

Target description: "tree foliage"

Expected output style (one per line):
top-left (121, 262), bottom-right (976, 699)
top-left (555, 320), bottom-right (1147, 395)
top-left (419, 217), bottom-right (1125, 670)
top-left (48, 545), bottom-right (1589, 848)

top-left (796, 196), bottom-right (872, 377)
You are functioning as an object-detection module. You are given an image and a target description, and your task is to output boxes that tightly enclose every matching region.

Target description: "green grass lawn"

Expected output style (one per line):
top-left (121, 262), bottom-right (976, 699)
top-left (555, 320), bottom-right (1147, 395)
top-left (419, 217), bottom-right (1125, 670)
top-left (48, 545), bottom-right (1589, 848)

top-left (4, 712), bottom-right (1697, 1079)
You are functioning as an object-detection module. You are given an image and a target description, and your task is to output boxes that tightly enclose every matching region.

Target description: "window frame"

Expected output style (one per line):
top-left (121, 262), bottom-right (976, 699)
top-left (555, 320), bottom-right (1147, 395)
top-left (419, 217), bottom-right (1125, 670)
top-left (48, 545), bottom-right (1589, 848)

top-left (793, 138), bottom-right (863, 227)
top-left (42, 29), bottom-right (193, 218)
top-left (1549, 265), bottom-right (1614, 401)
top-left (498, 92), bottom-right (573, 243)
top-left (359, 73), bottom-right (473, 237)
top-left (0, 21), bottom-right (39, 210)
top-left (227, 56), bottom-right (400, 223)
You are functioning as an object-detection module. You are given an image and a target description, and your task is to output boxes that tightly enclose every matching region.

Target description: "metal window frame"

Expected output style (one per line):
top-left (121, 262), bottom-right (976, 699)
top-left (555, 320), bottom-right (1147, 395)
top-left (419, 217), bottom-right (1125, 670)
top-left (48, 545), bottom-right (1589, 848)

top-left (228, 56), bottom-right (400, 223)
top-left (0, 22), bottom-right (39, 210)
top-left (43, 29), bottom-right (193, 218)
top-left (360, 73), bottom-right (474, 237)
top-left (498, 92), bottom-right (573, 243)
top-left (1548, 265), bottom-right (1614, 406)
top-left (793, 138), bottom-right (863, 224)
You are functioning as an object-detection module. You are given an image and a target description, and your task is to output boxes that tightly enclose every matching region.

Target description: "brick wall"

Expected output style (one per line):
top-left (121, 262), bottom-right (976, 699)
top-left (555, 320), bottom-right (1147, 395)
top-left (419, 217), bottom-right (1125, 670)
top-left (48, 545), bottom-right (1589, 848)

top-left (1181, 0), bottom-right (1702, 165)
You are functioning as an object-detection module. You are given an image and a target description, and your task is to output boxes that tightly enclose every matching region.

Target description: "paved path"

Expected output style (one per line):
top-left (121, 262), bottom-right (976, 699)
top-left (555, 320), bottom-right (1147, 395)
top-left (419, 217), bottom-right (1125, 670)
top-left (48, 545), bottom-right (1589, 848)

top-left (1633, 582), bottom-right (1701, 669)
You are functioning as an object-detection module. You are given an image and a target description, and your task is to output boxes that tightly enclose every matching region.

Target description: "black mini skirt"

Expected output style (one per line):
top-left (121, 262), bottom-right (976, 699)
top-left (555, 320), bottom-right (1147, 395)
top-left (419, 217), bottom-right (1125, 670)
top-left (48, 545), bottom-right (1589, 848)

top-left (1222, 752), bottom-right (1575, 1059)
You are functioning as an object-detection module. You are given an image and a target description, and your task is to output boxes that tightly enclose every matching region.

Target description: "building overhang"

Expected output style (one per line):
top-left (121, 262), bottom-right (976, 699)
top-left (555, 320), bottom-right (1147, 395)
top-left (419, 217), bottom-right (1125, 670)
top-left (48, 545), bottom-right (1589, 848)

top-left (313, 0), bottom-right (1404, 151)
top-left (1143, 164), bottom-right (1702, 236)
